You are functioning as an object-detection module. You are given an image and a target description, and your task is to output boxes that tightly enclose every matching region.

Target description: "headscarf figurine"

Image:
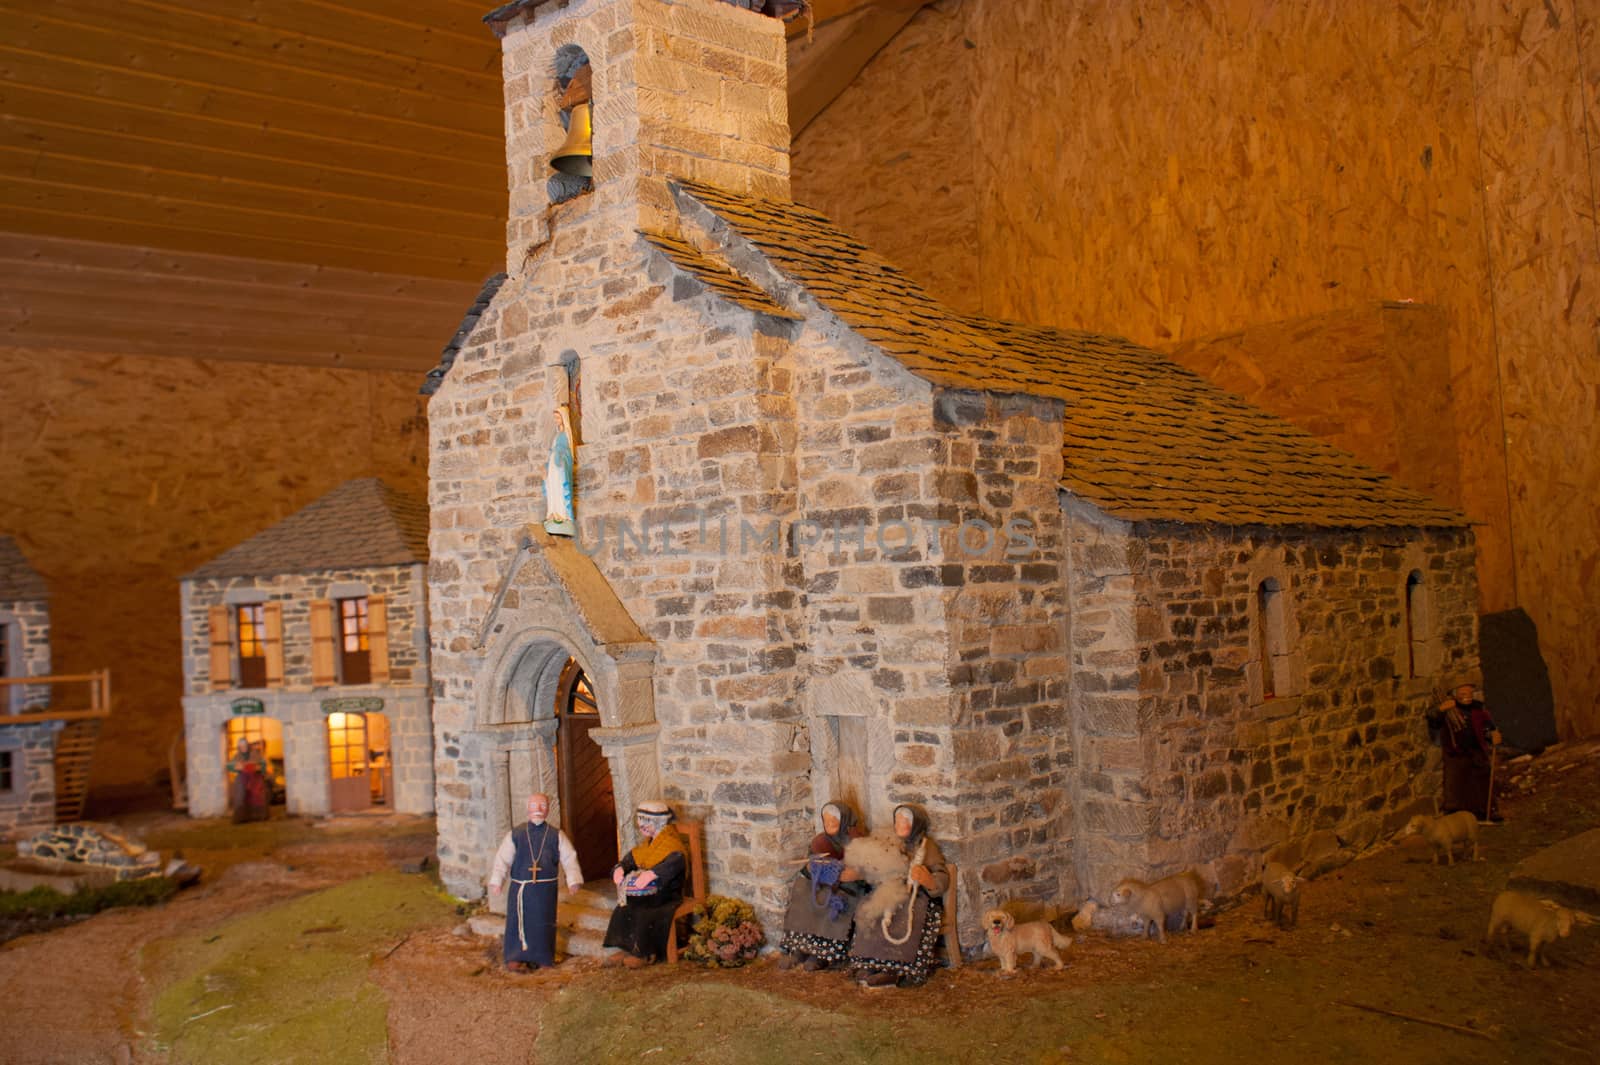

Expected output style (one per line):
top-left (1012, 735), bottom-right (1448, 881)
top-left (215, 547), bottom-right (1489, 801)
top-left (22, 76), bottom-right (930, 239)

top-left (227, 737), bottom-right (270, 824)
top-left (601, 800), bottom-right (689, 968)
top-left (844, 803), bottom-right (949, 989)
top-left (487, 793), bottom-right (585, 972)
top-left (777, 800), bottom-right (867, 971)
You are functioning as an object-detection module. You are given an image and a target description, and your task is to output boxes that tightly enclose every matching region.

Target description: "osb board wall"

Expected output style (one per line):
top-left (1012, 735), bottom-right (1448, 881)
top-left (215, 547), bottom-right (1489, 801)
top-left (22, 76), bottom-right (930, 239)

top-left (788, 0), bottom-right (980, 312)
top-left (0, 348), bottom-right (428, 802)
top-left (793, 0), bottom-right (1599, 738)
top-left (1166, 302), bottom-right (1461, 510)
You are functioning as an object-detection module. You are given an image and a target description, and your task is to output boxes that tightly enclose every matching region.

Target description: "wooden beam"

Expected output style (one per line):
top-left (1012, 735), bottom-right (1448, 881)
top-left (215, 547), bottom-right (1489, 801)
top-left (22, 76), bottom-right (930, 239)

top-left (786, 0), bottom-right (933, 135)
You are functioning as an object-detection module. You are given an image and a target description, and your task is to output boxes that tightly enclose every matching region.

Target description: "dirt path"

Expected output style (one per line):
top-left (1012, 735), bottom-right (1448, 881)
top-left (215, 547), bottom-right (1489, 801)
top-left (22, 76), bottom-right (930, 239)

top-left (0, 814), bottom-right (434, 1065)
top-left (2, 754), bottom-right (1598, 1064)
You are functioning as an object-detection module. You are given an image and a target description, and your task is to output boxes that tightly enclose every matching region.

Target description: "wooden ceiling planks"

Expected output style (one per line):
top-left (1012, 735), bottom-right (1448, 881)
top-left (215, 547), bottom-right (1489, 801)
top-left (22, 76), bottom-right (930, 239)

top-left (0, 234), bottom-right (480, 371)
top-left (0, 0), bottom-right (506, 282)
top-left (0, 0), bottom-right (931, 370)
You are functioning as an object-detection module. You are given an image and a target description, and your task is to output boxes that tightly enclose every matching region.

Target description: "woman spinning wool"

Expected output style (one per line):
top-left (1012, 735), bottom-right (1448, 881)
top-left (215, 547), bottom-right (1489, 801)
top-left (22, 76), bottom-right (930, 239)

top-left (601, 800), bottom-right (687, 968)
top-left (847, 803), bottom-right (949, 988)
top-left (777, 800), bottom-right (866, 971)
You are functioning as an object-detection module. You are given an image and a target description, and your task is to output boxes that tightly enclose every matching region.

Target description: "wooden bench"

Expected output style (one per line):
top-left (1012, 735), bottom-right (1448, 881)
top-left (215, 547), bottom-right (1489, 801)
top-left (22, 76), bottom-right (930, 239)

top-left (664, 819), bottom-right (706, 964)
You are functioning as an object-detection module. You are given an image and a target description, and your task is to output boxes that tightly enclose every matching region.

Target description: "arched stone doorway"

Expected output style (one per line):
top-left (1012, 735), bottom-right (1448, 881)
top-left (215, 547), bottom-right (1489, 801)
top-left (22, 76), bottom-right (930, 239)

top-left (476, 626), bottom-right (659, 886)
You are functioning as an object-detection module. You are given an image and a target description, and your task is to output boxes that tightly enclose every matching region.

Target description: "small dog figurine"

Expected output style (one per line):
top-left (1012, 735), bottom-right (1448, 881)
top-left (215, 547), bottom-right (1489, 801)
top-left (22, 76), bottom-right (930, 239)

top-left (985, 908), bottom-right (1072, 973)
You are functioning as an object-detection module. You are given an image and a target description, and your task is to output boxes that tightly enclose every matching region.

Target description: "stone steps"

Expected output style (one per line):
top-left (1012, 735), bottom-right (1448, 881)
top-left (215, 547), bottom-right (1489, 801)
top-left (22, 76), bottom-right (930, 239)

top-left (470, 879), bottom-right (619, 959)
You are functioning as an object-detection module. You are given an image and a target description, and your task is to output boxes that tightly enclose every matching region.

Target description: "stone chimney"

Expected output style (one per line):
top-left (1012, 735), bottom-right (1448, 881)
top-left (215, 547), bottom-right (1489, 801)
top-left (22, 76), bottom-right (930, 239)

top-left (488, 0), bottom-right (792, 272)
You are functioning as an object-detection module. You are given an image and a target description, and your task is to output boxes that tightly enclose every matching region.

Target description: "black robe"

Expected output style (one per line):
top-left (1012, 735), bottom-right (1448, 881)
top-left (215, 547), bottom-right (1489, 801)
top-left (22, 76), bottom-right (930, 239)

top-left (502, 822), bottom-right (562, 967)
top-left (602, 848), bottom-right (686, 960)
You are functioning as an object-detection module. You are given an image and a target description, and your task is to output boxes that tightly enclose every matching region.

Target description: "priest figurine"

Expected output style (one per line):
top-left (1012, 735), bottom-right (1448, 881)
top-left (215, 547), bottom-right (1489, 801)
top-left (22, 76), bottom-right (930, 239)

top-left (488, 793), bottom-right (584, 971)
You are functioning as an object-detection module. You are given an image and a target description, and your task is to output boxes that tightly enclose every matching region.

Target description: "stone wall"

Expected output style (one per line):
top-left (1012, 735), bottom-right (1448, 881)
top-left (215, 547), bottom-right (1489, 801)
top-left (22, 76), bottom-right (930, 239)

top-left (180, 564), bottom-right (428, 694)
top-left (1, 598), bottom-right (52, 713)
top-left (179, 563), bottom-right (433, 817)
top-left (0, 721), bottom-right (61, 838)
top-left (1065, 508), bottom-right (1480, 898)
top-left (1, 598), bottom-right (56, 836)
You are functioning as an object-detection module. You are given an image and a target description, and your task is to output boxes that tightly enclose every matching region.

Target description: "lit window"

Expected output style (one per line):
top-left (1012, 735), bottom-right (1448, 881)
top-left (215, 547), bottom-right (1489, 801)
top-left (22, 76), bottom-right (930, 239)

top-left (237, 604), bottom-right (267, 689)
top-left (338, 598), bottom-right (371, 685)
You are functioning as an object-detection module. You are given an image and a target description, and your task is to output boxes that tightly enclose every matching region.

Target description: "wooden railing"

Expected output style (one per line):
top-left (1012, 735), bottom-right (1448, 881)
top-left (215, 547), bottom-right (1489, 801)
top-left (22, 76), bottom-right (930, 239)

top-left (0, 669), bottom-right (113, 722)
top-left (1, 670), bottom-right (113, 820)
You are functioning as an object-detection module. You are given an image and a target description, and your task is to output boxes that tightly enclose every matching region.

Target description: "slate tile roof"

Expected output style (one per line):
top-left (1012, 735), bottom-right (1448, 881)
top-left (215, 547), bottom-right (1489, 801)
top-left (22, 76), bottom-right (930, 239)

top-left (185, 479), bottom-right (429, 581)
top-left (0, 536), bottom-right (48, 602)
top-left (421, 272), bottom-right (507, 397)
top-left (671, 180), bottom-right (1465, 529)
top-left (640, 230), bottom-right (803, 320)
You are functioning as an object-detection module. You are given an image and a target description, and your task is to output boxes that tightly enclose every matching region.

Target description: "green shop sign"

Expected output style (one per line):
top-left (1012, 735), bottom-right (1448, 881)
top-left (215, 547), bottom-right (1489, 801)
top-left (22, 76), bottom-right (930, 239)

top-left (230, 698), bottom-right (265, 716)
top-left (321, 696), bottom-right (385, 716)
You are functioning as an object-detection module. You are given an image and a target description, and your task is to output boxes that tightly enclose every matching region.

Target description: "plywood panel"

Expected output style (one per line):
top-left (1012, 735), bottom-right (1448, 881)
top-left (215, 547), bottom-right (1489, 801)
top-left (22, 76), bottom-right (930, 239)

top-left (0, 347), bottom-right (430, 801)
top-left (0, 235), bottom-right (482, 370)
top-left (1469, 0), bottom-right (1600, 738)
top-left (789, 2), bottom-right (980, 311)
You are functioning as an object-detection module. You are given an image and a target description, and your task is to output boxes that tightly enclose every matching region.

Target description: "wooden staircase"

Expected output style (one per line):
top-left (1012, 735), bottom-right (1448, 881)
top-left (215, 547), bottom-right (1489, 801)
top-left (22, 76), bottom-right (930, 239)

top-left (0, 669), bottom-right (112, 823)
top-left (53, 717), bottom-right (103, 821)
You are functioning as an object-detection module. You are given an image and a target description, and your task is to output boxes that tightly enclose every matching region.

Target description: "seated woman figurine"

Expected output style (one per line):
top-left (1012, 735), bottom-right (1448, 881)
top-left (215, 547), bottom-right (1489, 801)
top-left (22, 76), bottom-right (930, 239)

top-left (848, 803), bottom-right (948, 988)
top-left (601, 800), bottom-right (688, 968)
top-left (777, 800), bottom-right (866, 971)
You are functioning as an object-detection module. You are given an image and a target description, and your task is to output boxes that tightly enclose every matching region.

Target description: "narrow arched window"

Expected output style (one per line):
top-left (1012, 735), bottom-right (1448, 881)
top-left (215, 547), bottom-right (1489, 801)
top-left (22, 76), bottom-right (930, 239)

top-left (1405, 570), bottom-right (1426, 678)
top-left (1257, 578), bottom-right (1285, 700)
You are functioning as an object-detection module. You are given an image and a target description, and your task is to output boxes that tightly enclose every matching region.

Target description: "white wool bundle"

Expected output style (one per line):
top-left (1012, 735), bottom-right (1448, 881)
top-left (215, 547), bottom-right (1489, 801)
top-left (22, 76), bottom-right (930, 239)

top-left (845, 834), bottom-right (913, 927)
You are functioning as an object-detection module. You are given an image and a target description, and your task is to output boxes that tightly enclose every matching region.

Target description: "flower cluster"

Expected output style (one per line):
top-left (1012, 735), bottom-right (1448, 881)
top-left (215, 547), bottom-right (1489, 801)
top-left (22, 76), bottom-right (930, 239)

top-left (683, 894), bottom-right (765, 968)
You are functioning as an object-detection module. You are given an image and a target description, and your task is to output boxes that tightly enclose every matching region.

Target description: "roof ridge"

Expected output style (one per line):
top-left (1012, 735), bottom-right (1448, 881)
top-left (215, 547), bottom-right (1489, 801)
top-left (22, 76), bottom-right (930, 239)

top-left (185, 478), bottom-right (429, 581)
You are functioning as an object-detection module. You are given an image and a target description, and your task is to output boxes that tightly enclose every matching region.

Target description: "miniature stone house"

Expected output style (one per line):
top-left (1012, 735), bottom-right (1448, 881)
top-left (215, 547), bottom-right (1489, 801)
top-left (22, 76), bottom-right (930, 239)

top-left (425, 0), bottom-right (1478, 941)
top-left (0, 535), bottom-right (58, 835)
top-left (180, 479), bottom-right (434, 818)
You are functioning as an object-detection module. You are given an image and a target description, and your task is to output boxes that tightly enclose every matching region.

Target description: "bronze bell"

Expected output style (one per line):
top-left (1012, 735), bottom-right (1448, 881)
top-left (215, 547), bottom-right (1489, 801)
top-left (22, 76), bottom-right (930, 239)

top-left (551, 103), bottom-right (593, 177)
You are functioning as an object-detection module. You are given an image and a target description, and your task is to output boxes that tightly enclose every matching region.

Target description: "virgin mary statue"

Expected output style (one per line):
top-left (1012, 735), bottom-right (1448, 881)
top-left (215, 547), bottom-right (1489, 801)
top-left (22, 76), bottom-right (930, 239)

top-left (544, 405), bottom-right (576, 536)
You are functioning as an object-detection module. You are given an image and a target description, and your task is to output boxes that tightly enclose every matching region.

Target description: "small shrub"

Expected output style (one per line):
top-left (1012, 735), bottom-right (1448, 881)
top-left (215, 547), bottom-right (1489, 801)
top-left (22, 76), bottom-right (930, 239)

top-left (683, 894), bottom-right (764, 968)
top-left (0, 876), bottom-right (177, 919)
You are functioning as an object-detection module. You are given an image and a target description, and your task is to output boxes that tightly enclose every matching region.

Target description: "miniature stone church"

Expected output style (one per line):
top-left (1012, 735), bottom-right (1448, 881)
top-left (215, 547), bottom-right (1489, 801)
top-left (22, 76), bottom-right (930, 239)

top-left (426, 0), bottom-right (1479, 939)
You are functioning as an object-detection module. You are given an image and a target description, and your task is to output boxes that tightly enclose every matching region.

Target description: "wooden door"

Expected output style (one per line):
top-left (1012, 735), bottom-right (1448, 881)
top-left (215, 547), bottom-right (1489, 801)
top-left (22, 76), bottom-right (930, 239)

top-left (833, 715), bottom-right (868, 820)
top-left (557, 662), bottom-right (617, 880)
top-left (328, 712), bottom-right (373, 813)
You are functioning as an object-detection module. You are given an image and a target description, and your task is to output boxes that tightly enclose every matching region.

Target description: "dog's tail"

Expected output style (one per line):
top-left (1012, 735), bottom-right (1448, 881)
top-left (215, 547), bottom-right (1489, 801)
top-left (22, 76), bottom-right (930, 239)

top-left (1051, 928), bottom-right (1074, 950)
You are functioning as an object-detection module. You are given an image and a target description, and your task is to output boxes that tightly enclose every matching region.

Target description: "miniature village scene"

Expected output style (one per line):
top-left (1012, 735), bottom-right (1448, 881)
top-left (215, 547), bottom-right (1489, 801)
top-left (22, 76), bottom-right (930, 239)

top-left (2, 1), bottom-right (1598, 1062)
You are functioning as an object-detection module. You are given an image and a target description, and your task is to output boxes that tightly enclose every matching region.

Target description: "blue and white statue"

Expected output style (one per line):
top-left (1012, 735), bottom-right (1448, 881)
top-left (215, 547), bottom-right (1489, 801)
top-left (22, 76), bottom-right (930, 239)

top-left (544, 404), bottom-right (576, 537)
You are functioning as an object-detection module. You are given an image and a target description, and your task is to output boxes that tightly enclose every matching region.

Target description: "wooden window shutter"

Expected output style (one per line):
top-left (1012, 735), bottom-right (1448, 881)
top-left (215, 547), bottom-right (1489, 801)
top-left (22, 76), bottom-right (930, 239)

top-left (367, 594), bottom-right (391, 685)
top-left (207, 604), bottom-right (232, 690)
top-left (263, 602), bottom-right (285, 688)
top-left (310, 600), bottom-right (337, 687)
